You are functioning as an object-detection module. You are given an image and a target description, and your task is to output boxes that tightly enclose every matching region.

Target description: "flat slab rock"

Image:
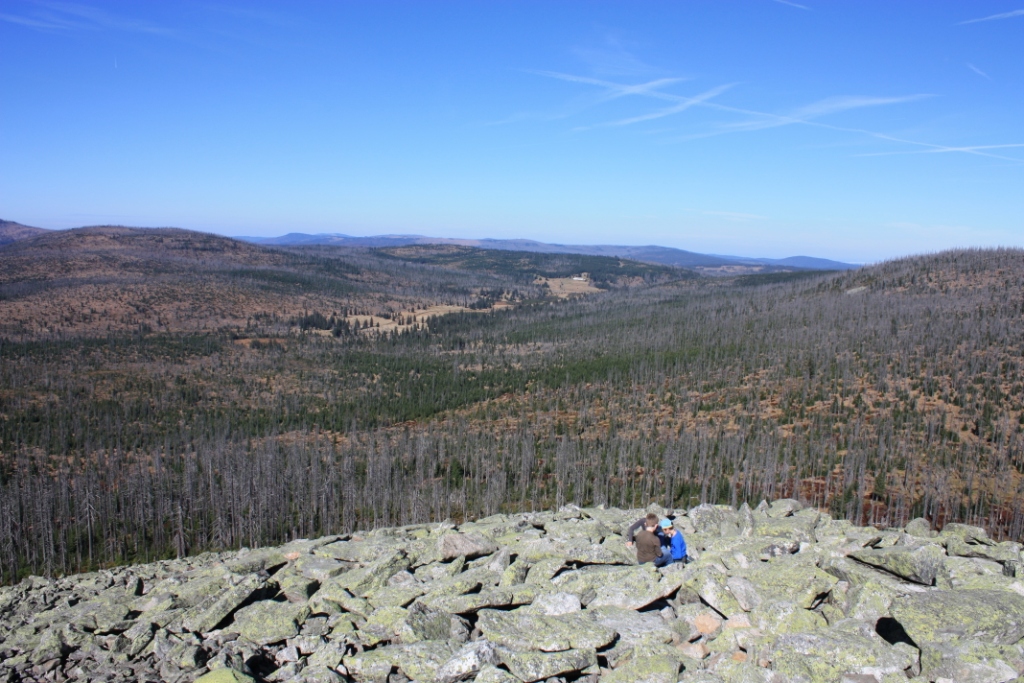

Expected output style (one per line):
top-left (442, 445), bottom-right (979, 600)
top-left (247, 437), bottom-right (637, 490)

top-left (2, 502), bottom-right (1024, 683)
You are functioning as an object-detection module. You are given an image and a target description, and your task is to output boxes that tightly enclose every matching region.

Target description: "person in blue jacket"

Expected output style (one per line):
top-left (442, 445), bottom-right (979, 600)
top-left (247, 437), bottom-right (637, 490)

top-left (654, 518), bottom-right (688, 566)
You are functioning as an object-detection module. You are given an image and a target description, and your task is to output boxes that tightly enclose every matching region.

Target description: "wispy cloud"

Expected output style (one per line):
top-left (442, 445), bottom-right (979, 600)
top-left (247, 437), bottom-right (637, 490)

top-left (772, 124), bottom-right (1024, 163)
top-left (959, 8), bottom-right (1024, 24)
top-left (793, 95), bottom-right (929, 119)
top-left (528, 71), bottom-right (687, 103)
top-left (0, 1), bottom-right (173, 36)
top-left (533, 71), bottom-right (929, 136)
top-left (856, 143), bottom-right (1024, 157)
top-left (0, 11), bottom-right (74, 29)
top-left (967, 63), bottom-right (992, 80)
top-left (714, 94), bottom-right (931, 134)
top-left (582, 83), bottom-right (734, 128)
top-left (531, 70), bottom-right (1024, 163)
top-left (489, 72), bottom-right (692, 126)
top-left (772, 0), bottom-right (811, 10)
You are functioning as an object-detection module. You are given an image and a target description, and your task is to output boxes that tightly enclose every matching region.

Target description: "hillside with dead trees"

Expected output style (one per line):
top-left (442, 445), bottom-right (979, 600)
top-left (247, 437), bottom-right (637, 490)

top-left (0, 227), bottom-right (1022, 583)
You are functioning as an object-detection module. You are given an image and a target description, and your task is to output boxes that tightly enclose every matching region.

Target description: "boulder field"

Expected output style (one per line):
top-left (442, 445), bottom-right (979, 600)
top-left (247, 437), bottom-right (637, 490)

top-left (3, 500), bottom-right (1024, 683)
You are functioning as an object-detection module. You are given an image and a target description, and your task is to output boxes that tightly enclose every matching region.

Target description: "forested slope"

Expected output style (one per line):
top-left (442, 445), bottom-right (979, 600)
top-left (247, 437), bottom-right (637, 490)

top-left (1, 232), bottom-right (1022, 583)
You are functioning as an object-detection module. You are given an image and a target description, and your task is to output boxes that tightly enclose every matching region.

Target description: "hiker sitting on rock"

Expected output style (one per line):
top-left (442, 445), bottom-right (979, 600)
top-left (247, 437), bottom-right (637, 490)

top-left (631, 514), bottom-right (664, 564)
top-left (624, 512), bottom-right (666, 549)
top-left (655, 518), bottom-right (688, 566)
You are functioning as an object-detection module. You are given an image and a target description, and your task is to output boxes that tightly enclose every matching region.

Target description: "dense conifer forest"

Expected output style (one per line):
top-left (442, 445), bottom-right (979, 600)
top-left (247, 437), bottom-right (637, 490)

top-left (1, 227), bottom-right (1023, 583)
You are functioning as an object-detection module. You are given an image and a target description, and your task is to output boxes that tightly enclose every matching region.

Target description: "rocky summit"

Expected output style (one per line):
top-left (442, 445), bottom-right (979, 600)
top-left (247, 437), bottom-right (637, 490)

top-left (3, 502), bottom-right (1024, 683)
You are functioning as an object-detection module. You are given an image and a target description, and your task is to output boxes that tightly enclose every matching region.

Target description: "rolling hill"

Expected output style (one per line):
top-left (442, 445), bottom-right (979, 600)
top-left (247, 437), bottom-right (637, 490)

top-left (0, 226), bottom-right (678, 340)
top-left (0, 219), bottom-right (47, 246)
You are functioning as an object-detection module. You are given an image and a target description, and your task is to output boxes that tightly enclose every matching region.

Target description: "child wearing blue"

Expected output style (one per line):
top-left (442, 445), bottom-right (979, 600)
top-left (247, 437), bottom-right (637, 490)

top-left (654, 518), bottom-right (688, 566)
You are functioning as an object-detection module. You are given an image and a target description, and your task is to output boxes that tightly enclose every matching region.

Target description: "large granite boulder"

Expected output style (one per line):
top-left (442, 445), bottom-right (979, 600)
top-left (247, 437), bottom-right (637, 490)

top-left (232, 599), bottom-right (309, 646)
top-left (890, 589), bottom-right (1024, 645)
top-left (850, 543), bottom-right (946, 585)
top-left (476, 608), bottom-right (616, 652)
top-left (766, 627), bottom-right (916, 680)
top-left (436, 531), bottom-right (499, 561)
top-left (344, 641), bottom-right (453, 682)
top-left (496, 646), bottom-right (598, 682)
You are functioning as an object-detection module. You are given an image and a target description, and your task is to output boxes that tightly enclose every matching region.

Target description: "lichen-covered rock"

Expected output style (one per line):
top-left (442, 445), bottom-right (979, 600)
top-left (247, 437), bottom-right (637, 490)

top-left (708, 657), bottom-right (785, 682)
top-left (823, 553), bottom-right (934, 615)
top-left (544, 518), bottom-right (612, 544)
top-left (684, 565), bottom-right (744, 616)
top-left (890, 589), bottom-right (1024, 645)
top-left (754, 511), bottom-right (819, 543)
top-left (767, 629), bottom-right (915, 680)
top-left (943, 555), bottom-right (1018, 591)
top-left (726, 576), bottom-right (763, 611)
top-left (499, 557), bottom-right (531, 587)
top-left (358, 605), bottom-right (407, 646)
top-left (344, 640), bottom-right (453, 682)
top-left (194, 669), bottom-right (257, 683)
top-left (309, 580), bottom-right (371, 617)
top-left (689, 504), bottom-right (740, 534)
top-left (474, 663), bottom-right (527, 683)
top-left (496, 645), bottom-right (598, 682)
top-left (850, 543), bottom-right (946, 585)
top-left (523, 591), bottom-right (581, 615)
top-left (947, 536), bottom-right (1021, 564)
top-left (277, 570), bottom-right (321, 603)
top-left (941, 523), bottom-right (993, 545)
top-left (421, 568), bottom-right (491, 599)
top-left (585, 605), bottom-right (676, 648)
top-left (602, 654), bottom-right (680, 683)
top-left (331, 549), bottom-right (410, 597)
top-left (735, 555), bottom-right (838, 609)
top-left (767, 498), bottom-right (803, 518)
top-left (477, 608), bottom-right (616, 652)
top-left (427, 588), bottom-right (516, 614)
top-left (586, 566), bottom-right (683, 610)
top-left (180, 573), bottom-right (268, 634)
top-left (398, 601), bottom-right (451, 643)
top-left (231, 599), bottom-right (308, 646)
top-left (524, 556), bottom-right (565, 583)
top-left (550, 564), bottom-right (635, 600)
top-left (749, 600), bottom-right (827, 634)
top-left (314, 538), bottom-right (402, 563)
top-left (708, 537), bottom-right (798, 571)
top-left (364, 583), bottom-right (425, 609)
top-left (904, 517), bottom-right (937, 538)
top-left (435, 640), bottom-right (500, 683)
top-left (437, 531), bottom-right (499, 561)
top-left (224, 547), bottom-right (289, 575)
top-left (292, 555), bottom-right (348, 582)
top-left (918, 640), bottom-right (1022, 683)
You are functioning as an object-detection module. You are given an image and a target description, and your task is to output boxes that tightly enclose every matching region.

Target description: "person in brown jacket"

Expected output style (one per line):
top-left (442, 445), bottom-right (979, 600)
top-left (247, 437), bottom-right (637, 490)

top-left (625, 512), bottom-right (665, 547)
top-left (633, 514), bottom-right (663, 564)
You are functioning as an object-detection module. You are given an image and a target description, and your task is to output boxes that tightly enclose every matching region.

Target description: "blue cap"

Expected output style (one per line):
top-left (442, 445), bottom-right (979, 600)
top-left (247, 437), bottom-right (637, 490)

top-left (659, 518), bottom-right (672, 528)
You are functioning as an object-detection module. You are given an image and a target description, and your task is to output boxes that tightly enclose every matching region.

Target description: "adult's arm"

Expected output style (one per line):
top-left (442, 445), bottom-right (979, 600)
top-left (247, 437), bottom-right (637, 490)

top-left (625, 518), bottom-right (644, 543)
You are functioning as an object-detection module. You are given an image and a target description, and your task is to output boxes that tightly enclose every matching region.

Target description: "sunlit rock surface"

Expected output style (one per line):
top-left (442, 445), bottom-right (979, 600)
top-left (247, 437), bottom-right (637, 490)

top-left (2, 503), bottom-right (1024, 683)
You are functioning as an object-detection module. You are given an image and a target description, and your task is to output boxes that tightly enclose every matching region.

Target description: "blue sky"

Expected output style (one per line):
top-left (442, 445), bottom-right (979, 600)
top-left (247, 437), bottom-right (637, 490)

top-left (1, 1), bottom-right (1022, 262)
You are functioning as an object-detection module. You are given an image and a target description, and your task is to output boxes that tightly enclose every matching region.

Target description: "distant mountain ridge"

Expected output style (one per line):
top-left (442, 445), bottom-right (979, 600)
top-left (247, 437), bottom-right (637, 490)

top-left (1, 220), bottom-right (860, 271)
top-left (238, 232), bottom-right (860, 271)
